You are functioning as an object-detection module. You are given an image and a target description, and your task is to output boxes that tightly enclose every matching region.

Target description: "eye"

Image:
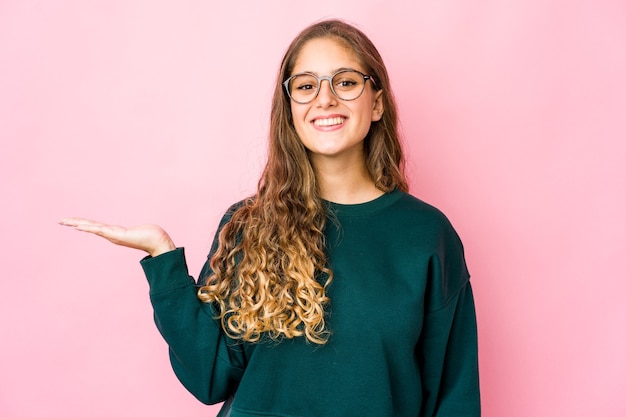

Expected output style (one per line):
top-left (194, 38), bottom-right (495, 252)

top-left (296, 82), bottom-right (316, 91)
top-left (291, 74), bottom-right (318, 92)
top-left (334, 72), bottom-right (362, 90)
top-left (337, 79), bottom-right (357, 87)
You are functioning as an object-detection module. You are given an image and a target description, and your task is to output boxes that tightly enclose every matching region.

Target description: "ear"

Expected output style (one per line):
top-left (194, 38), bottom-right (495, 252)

top-left (371, 90), bottom-right (384, 122)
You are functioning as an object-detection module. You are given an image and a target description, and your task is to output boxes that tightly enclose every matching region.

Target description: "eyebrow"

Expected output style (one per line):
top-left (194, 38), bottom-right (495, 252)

top-left (295, 67), bottom-right (361, 76)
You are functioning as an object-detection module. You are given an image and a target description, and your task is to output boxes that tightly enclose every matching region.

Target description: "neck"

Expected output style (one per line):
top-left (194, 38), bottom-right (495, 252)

top-left (310, 153), bottom-right (384, 204)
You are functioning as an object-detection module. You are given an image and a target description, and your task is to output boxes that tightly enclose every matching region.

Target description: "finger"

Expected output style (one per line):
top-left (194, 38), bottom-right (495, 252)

top-left (77, 222), bottom-right (128, 239)
top-left (73, 223), bottom-right (106, 234)
top-left (59, 218), bottom-right (112, 236)
top-left (59, 217), bottom-right (107, 228)
top-left (71, 223), bottom-right (130, 247)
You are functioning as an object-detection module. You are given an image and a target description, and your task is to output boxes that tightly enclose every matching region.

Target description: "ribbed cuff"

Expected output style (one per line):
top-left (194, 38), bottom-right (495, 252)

top-left (140, 247), bottom-right (194, 294)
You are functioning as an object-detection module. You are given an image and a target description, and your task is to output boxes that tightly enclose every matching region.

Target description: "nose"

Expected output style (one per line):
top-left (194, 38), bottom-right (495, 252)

top-left (315, 78), bottom-right (337, 107)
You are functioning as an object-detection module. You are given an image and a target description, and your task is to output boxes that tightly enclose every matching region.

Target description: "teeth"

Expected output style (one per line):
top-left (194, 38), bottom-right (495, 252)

top-left (314, 117), bottom-right (345, 127)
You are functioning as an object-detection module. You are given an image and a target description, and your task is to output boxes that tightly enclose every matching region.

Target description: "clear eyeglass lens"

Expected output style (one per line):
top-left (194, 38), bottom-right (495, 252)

top-left (288, 70), bottom-right (366, 103)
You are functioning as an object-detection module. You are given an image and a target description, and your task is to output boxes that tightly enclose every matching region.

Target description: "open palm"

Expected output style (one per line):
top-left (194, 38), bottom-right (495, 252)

top-left (59, 218), bottom-right (176, 257)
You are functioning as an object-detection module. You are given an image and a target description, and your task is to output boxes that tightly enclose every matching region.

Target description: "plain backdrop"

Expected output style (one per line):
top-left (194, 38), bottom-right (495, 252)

top-left (1, 1), bottom-right (625, 416)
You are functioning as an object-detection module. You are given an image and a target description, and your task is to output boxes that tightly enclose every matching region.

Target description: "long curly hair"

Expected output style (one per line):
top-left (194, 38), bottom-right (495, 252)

top-left (198, 19), bottom-right (408, 344)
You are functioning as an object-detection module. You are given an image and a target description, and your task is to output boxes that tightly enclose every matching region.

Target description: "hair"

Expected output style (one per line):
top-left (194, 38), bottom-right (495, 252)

top-left (198, 19), bottom-right (408, 345)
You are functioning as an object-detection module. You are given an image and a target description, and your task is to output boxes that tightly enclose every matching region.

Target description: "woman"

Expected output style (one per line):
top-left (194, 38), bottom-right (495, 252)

top-left (61, 19), bottom-right (480, 417)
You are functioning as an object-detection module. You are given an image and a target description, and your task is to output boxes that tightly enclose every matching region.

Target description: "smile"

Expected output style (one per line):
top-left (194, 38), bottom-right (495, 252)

top-left (313, 117), bottom-right (346, 127)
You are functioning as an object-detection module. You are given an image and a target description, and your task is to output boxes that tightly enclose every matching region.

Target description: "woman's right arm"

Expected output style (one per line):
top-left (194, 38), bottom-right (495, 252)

top-left (59, 217), bottom-right (245, 404)
top-left (142, 247), bottom-right (245, 404)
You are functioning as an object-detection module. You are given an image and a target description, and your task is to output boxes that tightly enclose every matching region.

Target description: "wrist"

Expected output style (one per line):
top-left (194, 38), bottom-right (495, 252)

top-left (149, 239), bottom-right (176, 258)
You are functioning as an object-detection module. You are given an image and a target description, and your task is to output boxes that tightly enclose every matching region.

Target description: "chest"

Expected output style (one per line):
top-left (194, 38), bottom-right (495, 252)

top-left (324, 216), bottom-right (434, 344)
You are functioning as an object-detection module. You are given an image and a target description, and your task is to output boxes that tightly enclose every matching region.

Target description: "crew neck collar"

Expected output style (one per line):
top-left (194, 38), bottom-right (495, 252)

top-left (324, 188), bottom-right (404, 217)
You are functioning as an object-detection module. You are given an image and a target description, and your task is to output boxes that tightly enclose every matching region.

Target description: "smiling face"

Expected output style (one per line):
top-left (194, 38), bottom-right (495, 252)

top-left (289, 37), bottom-right (384, 168)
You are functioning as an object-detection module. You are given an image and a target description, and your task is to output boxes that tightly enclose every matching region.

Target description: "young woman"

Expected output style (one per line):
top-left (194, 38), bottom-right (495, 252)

top-left (61, 19), bottom-right (480, 417)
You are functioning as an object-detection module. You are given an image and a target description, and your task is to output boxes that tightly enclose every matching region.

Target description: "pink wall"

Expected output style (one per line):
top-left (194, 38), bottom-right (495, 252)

top-left (2, 1), bottom-right (625, 416)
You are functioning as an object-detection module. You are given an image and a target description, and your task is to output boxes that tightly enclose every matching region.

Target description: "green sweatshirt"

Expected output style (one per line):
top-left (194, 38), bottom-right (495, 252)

top-left (141, 189), bottom-right (480, 417)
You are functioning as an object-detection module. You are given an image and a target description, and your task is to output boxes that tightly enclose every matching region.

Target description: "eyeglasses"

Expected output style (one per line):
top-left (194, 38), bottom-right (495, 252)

top-left (283, 69), bottom-right (375, 104)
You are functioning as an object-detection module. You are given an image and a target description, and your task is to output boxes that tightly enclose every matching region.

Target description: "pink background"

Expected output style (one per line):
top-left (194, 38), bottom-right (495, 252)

top-left (1, 1), bottom-right (625, 416)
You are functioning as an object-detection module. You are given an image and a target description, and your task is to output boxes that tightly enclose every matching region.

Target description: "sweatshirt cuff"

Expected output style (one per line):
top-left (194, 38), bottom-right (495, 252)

top-left (140, 247), bottom-right (195, 294)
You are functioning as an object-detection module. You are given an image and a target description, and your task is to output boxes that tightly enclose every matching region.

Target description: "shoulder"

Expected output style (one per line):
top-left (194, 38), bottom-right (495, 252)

top-left (224, 198), bottom-right (251, 215)
top-left (392, 191), bottom-right (448, 218)
top-left (388, 191), bottom-right (462, 241)
top-left (217, 197), bottom-right (254, 226)
top-left (391, 193), bottom-right (472, 310)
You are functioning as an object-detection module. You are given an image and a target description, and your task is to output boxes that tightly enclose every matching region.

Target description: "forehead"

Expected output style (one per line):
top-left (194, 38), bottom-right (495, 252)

top-left (291, 37), bottom-right (364, 75)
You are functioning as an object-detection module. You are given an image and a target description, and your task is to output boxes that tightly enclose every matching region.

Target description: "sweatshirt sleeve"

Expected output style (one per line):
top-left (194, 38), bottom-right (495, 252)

top-left (140, 210), bottom-right (246, 405)
top-left (417, 219), bottom-right (481, 417)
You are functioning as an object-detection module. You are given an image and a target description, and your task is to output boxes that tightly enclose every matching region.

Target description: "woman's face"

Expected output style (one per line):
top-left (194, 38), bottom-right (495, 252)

top-left (288, 37), bottom-right (383, 166)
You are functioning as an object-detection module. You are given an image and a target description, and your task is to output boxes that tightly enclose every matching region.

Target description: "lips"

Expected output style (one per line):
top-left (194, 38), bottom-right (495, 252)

top-left (312, 116), bottom-right (346, 127)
